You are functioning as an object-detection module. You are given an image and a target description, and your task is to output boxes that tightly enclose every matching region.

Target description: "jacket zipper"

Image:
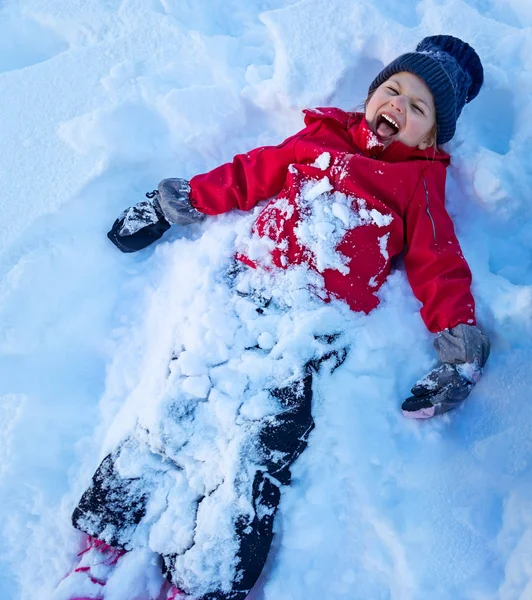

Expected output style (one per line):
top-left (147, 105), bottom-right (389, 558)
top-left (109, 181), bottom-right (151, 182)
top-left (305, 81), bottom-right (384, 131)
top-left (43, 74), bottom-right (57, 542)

top-left (423, 178), bottom-right (437, 243)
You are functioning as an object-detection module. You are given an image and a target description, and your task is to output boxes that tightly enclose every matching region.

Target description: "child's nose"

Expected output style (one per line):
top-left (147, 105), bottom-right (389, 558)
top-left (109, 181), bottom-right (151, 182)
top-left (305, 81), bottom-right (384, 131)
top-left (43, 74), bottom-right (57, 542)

top-left (391, 95), bottom-right (407, 111)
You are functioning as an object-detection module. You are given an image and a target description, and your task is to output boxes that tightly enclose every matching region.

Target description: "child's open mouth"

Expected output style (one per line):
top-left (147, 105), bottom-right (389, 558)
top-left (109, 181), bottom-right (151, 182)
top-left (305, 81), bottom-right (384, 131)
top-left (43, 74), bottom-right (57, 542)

top-left (375, 113), bottom-right (400, 140)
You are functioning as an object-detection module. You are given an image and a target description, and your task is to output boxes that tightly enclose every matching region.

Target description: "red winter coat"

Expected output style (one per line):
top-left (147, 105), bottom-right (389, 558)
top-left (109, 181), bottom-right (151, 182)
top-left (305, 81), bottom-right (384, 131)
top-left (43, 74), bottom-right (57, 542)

top-left (189, 109), bottom-right (476, 333)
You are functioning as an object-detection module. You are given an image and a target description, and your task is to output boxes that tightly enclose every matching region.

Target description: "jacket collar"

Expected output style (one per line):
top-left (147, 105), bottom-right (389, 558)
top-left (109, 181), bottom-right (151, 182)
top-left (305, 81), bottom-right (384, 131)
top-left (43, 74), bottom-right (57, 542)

top-left (346, 112), bottom-right (450, 164)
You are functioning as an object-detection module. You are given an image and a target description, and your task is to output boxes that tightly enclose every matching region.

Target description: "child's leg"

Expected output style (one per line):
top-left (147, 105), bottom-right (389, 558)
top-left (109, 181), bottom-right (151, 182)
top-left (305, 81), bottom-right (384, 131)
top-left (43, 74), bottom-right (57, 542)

top-left (70, 352), bottom-right (345, 599)
top-left (238, 374), bottom-right (316, 589)
top-left (161, 373), bottom-right (315, 600)
top-left (224, 351), bottom-right (345, 596)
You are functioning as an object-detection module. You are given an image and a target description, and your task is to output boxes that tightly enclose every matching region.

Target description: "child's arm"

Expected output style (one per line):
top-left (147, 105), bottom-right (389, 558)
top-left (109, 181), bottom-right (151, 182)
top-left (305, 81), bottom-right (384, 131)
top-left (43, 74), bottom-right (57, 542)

top-left (108, 123), bottom-right (320, 252)
top-left (403, 162), bottom-right (476, 333)
top-left (188, 125), bottom-right (319, 215)
top-left (401, 165), bottom-right (490, 418)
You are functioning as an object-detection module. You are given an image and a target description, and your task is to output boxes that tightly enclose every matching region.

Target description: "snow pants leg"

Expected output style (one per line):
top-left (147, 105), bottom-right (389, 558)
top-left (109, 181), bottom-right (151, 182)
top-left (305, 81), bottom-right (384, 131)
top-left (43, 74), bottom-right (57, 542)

top-left (72, 365), bottom-right (341, 600)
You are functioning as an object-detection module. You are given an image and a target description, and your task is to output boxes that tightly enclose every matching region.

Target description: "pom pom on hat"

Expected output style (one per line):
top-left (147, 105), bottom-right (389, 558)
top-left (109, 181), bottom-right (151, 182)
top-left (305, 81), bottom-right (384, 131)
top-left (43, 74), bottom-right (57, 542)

top-left (368, 35), bottom-right (484, 144)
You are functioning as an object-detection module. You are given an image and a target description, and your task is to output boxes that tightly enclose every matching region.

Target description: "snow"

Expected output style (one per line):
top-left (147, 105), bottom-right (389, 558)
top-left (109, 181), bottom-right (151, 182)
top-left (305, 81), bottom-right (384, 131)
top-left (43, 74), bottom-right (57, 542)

top-left (1, 0), bottom-right (532, 599)
top-left (295, 178), bottom-right (392, 275)
top-left (312, 152), bottom-right (331, 170)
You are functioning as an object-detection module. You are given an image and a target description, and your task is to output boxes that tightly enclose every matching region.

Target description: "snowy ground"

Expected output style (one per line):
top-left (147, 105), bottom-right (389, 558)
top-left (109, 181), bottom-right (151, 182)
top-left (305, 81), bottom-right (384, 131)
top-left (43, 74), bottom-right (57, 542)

top-left (1, 0), bottom-right (532, 599)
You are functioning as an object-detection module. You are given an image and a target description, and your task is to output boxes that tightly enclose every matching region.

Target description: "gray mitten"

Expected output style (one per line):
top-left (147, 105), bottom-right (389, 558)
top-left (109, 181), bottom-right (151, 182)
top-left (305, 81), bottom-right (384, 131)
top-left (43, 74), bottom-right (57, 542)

top-left (402, 324), bottom-right (490, 419)
top-left (107, 178), bottom-right (205, 253)
top-left (156, 178), bottom-right (206, 226)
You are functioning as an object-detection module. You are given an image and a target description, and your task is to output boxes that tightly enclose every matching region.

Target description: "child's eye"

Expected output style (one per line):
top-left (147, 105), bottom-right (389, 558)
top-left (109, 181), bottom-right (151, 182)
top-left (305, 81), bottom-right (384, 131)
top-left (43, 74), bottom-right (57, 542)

top-left (387, 86), bottom-right (398, 95)
top-left (412, 104), bottom-right (424, 115)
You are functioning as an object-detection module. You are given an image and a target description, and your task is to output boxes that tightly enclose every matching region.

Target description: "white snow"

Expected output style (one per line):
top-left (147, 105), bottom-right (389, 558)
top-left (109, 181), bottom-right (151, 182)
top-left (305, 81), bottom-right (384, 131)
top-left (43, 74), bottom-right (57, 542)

top-left (1, 1), bottom-right (532, 599)
top-left (312, 152), bottom-right (331, 170)
top-left (302, 176), bottom-right (334, 202)
top-left (295, 179), bottom-right (393, 276)
top-left (378, 233), bottom-right (390, 261)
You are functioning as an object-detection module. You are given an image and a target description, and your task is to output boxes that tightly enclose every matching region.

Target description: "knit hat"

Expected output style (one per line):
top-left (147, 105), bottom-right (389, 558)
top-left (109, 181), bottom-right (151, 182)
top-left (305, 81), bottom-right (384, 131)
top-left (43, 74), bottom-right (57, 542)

top-left (368, 35), bottom-right (484, 144)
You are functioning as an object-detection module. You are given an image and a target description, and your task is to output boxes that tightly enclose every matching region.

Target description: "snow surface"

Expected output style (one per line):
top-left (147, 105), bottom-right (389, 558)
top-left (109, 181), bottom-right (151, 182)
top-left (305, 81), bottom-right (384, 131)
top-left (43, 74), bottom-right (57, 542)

top-left (1, 0), bottom-right (532, 599)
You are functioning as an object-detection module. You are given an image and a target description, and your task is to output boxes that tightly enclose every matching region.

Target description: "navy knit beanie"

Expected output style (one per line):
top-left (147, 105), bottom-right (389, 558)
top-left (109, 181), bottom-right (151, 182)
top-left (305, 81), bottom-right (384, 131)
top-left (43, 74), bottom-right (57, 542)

top-left (368, 35), bottom-right (484, 144)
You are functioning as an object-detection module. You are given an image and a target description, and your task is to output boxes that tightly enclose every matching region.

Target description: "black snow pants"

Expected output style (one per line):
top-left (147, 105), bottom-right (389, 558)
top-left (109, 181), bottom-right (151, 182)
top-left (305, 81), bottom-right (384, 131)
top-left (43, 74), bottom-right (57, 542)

top-left (72, 348), bottom-right (345, 600)
top-left (72, 263), bottom-right (347, 599)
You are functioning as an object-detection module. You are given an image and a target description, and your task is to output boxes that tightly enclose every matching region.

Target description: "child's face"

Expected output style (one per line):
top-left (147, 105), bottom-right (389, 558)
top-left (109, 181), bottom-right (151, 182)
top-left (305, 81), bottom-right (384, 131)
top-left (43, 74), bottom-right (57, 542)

top-left (365, 72), bottom-right (436, 150)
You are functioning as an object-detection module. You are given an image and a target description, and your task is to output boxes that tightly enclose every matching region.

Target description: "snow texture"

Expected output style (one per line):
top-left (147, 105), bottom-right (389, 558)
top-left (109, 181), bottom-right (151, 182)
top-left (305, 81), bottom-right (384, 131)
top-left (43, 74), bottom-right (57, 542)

top-left (1, 0), bottom-right (532, 599)
top-left (295, 176), bottom-right (392, 275)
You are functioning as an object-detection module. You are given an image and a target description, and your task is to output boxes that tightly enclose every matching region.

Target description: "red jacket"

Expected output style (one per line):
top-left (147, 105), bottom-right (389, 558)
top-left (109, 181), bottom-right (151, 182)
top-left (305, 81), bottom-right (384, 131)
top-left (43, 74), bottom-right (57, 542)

top-left (189, 108), bottom-right (476, 333)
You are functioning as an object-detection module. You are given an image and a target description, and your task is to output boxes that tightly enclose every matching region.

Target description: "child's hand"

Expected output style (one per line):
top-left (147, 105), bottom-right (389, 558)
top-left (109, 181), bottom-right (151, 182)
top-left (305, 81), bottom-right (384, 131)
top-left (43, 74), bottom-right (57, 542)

top-left (107, 178), bottom-right (205, 253)
top-left (402, 362), bottom-right (477, 418)
top-left (107, 191), bottom-right (171, 253)
top-left (401, 324), bottom-right (490, 419)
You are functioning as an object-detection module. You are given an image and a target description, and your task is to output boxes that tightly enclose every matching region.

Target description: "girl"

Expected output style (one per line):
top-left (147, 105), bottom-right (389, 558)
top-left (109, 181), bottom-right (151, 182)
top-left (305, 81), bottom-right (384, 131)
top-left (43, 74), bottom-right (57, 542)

top-left (58, 35), bottom-right (490, 600)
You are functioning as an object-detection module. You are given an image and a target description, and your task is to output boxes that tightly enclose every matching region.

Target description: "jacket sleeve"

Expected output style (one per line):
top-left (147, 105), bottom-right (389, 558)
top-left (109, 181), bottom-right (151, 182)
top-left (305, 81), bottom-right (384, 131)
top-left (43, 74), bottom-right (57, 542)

top-left (188, 122), bottom-right (321, 215)
top-left (403, 162), bottom-right (476, 333)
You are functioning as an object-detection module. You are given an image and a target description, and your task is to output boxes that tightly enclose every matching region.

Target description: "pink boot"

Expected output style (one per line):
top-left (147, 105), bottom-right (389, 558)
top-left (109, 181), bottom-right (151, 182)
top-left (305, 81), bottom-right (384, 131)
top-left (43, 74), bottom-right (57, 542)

top-left (157, 580), bottom-right (185, 600)
top-left (59, 535), bottom-right (127, 600)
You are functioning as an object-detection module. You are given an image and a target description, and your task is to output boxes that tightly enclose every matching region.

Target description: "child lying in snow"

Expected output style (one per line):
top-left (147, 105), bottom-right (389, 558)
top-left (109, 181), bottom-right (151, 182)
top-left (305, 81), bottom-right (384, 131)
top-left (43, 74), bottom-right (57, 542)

top-left (59, 35), bottom-right (490, 600)
top-left (109, 34), bottom-right (490, 419)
